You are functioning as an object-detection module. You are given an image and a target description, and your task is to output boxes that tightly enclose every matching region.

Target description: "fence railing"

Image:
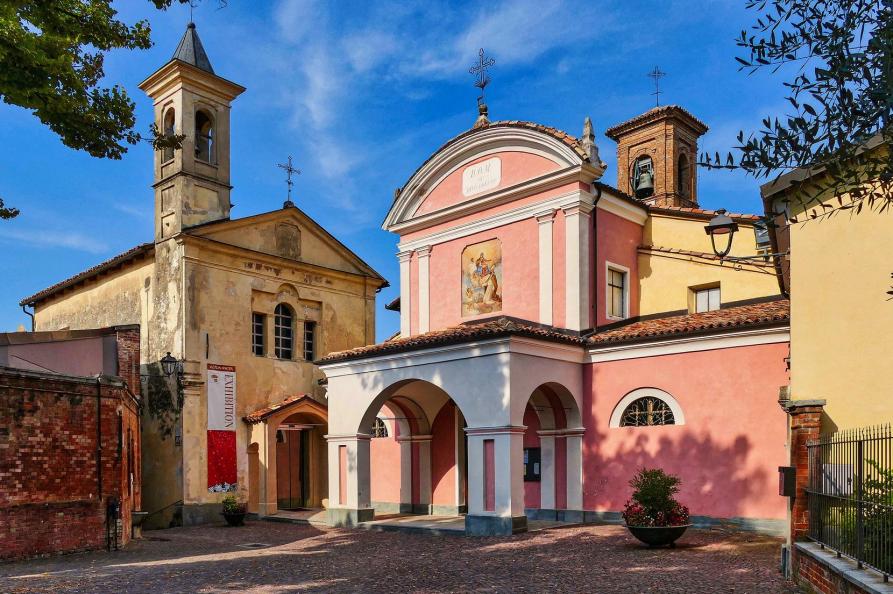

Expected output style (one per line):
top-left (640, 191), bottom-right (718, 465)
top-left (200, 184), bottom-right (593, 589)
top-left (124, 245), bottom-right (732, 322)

top-left (806, 424), bottom-right (893, 580)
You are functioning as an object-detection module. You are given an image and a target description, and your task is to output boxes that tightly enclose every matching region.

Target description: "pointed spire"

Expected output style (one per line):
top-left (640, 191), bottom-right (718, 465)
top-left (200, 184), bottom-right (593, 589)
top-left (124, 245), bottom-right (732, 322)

top-left (172, 22), bottom-right (214, 74)
top-left (581, 116), bottom-right (606, 173)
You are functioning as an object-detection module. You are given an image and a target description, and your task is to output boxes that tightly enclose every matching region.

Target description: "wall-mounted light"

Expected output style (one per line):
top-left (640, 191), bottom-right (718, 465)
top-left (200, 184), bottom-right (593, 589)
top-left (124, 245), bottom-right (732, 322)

top-left (704, 209), bottom-right (739, 258)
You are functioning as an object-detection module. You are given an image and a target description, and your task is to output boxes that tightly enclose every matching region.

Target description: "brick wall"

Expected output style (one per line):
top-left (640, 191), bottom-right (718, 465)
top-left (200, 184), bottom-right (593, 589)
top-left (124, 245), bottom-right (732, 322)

top-left (793, 545), bottom-right (875, 594)
top-left (0, 367), bottom-right (141, 560)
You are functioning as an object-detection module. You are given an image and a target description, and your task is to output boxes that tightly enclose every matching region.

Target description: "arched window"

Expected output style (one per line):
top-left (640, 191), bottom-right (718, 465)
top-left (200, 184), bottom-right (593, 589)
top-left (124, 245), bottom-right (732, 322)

top-left (162, 107), bottom-right (176, 162)
top-left (677, 153), bottom-right (691, 198)
top-left (195, 109), bottom-right (215, 163)
top-left (274, 304), bottom-right (294, 360)
top-left (630, 155), bottom-right (654, 198)
top-left (620, 397), bottom-right (675, 426)
top-left (371, 417), bottom-right (389, 438)
top-left (609, 388), bottom-right (685, 428)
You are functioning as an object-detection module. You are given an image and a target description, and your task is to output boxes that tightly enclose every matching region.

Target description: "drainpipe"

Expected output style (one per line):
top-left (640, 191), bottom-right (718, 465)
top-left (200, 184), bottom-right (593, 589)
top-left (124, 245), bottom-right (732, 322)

top-left (96, 377), bottom-right (103, 501)
top-left (21, 304), bottom-right (34, 331)
top-left (589, 184), bottom-right (603, 338)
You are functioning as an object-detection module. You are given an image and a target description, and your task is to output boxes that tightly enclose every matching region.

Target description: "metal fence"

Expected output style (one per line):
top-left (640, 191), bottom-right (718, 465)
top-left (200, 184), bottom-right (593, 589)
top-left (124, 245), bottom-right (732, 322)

top-left (807, 424), bottom-right (893, 580)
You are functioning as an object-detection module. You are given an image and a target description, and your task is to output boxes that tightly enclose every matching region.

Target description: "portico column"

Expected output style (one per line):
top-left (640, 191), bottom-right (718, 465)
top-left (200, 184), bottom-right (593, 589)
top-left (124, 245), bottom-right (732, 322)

top-left (325, 434), bottom-right (373, 527)
top-left (465, 426), bottom-right (528, 536)
top-left (258, 421), bottom-right (279, 517)
top-left (563, 428), bottom-right (585, 520)
top-left (416, 246), bottom-right (431, 334)
top-left (536, 210), bottom-right (555, 326)
top-left (564, 202), bottom-right (593, 332)
top-left (535, 431), bottom-right (557, 512)
top-left (397, 434), bottom-right (433, 514)
top-left (398, 250), bottom-right (412, 337)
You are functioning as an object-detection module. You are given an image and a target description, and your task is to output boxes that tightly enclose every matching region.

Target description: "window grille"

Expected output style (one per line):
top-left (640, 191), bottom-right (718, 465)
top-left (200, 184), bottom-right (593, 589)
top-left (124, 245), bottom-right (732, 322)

top-left (252, 312), bottom-right (265, 356)
top-left (371, 418), bottom-right (388, 438)
top-left (620, 397), bottom-right (675, 427)
top-left (303, 320), bottom-right (316, 361)
top-left (274, 304), bottom-right (293, 360)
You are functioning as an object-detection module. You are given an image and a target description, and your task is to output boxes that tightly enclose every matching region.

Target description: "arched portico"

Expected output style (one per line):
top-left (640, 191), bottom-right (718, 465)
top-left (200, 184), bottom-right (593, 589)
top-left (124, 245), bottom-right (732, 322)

top-left (319, 333), bottom-right (585, 535)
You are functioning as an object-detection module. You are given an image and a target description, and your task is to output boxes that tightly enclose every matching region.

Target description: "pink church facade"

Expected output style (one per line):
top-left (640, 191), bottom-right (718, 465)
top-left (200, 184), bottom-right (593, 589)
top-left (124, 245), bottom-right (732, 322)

top-left (319, 111), bottom-right (791, 535)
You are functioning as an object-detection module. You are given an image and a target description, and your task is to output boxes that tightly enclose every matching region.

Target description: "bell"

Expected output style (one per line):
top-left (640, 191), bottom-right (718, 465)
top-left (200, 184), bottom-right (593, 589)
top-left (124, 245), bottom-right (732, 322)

top-left (635, 170), bottom-right (654, 198)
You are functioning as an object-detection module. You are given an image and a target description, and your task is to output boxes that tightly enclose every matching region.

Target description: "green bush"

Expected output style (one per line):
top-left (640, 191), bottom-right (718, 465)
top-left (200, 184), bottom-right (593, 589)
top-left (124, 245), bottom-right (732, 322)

top-left (222, 494), bottom-right (246, 514)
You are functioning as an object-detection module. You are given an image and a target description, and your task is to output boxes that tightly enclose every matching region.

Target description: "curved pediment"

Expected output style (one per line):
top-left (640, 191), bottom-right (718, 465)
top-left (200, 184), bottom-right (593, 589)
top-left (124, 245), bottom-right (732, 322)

top-left (384, 122), bottom-right (597, 232)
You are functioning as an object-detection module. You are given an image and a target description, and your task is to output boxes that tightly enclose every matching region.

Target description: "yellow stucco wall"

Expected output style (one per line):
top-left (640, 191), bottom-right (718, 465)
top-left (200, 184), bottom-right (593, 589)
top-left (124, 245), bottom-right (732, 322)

top-left (638, 213), bottom-right (782, 315)
top-left (788, 204), bottom-right (893, 431)
top-left (30, 211), bottom-right (383, 526)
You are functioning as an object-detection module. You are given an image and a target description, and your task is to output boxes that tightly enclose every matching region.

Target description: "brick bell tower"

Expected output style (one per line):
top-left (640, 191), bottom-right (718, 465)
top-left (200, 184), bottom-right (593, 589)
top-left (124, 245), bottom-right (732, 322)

top-left (605, 105), bottom-right (708, 208)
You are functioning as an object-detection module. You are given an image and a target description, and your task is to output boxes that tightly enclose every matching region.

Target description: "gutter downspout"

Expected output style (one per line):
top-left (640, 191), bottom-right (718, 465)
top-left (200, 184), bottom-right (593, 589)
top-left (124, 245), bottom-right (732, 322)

top-left (21, 304), bottom-right (34, 331)
top-left (588, 184), bottom-right (603, 339)
top-left (96, 377), bottom-right (103, 500)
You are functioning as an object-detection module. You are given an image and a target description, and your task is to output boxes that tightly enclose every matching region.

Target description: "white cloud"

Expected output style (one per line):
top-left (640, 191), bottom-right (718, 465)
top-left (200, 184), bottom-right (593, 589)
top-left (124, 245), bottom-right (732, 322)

top-left (0, 228), bottom-right (109, 254)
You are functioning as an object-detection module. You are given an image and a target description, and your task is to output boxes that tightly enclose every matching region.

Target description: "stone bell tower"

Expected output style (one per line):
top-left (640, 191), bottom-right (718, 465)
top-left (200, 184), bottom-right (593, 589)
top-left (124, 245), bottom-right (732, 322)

top-left (605, 105), bottom-right (708, 208)
top-left (138, 23), bottom-right (245, 242)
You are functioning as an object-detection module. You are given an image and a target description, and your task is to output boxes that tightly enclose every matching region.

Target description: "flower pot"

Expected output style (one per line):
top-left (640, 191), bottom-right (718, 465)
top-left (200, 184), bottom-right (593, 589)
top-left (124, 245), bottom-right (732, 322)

top-left (626, 524), bottom-right (691, 547)
top-left (222, 511), bottom-right (246, 527)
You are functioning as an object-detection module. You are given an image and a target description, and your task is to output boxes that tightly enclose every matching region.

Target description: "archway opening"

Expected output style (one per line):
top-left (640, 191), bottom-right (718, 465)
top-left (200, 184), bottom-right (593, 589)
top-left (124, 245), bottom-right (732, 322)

top-left (363, 380), bottom-right (469, 519)
top-left (521, 382), bottom-right (582, 518)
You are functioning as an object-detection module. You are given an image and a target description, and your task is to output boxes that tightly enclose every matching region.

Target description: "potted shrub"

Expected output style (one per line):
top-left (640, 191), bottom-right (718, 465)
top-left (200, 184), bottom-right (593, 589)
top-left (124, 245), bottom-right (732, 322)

top-left (221, 494), bottom-right (247, 527)
top-left (622, 468), bottom-right (691, 547)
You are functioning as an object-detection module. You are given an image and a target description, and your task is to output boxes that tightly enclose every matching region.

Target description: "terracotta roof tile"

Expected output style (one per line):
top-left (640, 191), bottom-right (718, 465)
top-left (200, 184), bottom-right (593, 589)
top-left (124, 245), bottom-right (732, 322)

top-left (649, 205), bottom-right (762, 222)
top-left (20, 243), bottom-right (155, 306)
top-left (243, 394), bottom-right (326, 424)
top-left (317, 316), bottom-right (584, 364)
top-left (588, 298), bottom-right (789, 346)
top-left (605, 105), bottom-right (709, 140)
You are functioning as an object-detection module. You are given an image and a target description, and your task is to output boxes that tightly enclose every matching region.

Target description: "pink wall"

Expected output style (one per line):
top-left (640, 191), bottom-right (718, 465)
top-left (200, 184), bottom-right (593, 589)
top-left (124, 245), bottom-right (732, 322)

top-left (593, 208), bottom-right (642, 328)
top-left (414, 152), bottom-right (562, 217)
top-left (370, 429), bottom-right (402, 504)
top-left (427, 218), bottom-right (540, 331)
top-left (583, 342), bottom-right (790, 520)
top-left (0, 337), bottom-right (108, 376)
top-left (523, 405), bottom-right (541, 509)
top-left (431, 402), bottom-right (457, 506)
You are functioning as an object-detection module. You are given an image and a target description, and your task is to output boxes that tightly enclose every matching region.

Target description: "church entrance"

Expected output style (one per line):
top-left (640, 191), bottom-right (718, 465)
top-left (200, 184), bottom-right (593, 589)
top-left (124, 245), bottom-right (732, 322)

top-left (244, 395), bottom-right (328, 517)
top-left (276, 427), bottom-right (312, 510)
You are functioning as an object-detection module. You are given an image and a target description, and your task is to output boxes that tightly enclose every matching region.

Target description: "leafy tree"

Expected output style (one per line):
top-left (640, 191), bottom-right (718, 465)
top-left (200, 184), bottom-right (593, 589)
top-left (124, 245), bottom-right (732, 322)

top-left (0, 0), bottom-right (201, 219)
top-left (703, 0), bottom-right (892, 218)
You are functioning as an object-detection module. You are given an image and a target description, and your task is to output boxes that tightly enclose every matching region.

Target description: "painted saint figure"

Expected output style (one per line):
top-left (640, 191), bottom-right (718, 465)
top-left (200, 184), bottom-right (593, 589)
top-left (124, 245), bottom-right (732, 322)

top-left (462, 239), bottom-right (502, 316)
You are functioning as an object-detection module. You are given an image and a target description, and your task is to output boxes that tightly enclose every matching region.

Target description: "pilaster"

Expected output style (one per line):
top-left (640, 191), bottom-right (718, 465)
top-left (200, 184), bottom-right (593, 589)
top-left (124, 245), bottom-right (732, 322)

top-left (536, 210), bottom-right (555, 326)
top-left (415, 246), bottom-right (431, 334)
top-left (398, 250), bottom-right (413, 338)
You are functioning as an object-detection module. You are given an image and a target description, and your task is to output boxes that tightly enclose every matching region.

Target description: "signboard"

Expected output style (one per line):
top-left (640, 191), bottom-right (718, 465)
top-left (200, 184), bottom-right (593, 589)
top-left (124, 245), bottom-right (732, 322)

top-left (462, 157), bottom-right (501, 197)
top-left (207, 364), bottom-right (237, 492)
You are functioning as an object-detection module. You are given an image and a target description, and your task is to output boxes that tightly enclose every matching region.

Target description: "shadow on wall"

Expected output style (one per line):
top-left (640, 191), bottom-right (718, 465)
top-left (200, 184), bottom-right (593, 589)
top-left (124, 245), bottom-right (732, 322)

top-left (582, 424), bottom-right (778, 520)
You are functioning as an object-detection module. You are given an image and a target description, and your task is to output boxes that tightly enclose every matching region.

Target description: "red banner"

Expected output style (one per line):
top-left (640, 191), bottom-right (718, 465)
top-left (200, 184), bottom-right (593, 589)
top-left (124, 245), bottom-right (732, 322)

top-left (207, 364), bottom-right (237, 492)
top-left (207, 430), bottom-right (237, 491)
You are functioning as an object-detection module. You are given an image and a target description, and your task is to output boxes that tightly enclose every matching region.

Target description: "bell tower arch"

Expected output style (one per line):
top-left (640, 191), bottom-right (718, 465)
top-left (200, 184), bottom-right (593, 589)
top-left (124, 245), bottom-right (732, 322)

top-left (605, 105), bottom-right (707, 208)
top-left (138, 23), bottom-right (245, 242)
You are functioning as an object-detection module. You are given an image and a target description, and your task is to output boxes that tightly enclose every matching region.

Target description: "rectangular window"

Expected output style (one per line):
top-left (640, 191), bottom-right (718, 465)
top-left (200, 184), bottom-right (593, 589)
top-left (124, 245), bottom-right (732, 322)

top-left (252, 313), bottom-right (265, 356)
top-left (694, 287), bottom-right (721, 313)
top-left (274, 306), bottom-right (293, 360)
top-left (607, 267), bottom-right (627, 319)
top-left (303, 320), bottom-right (316, 361)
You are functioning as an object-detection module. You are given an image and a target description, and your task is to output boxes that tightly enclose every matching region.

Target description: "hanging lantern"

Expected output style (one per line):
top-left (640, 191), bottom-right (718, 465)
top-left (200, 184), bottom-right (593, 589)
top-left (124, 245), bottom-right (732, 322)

top-left (704, 209), bottom-right (739, 258)
top-left (160, 352), bottom-right (180, 377)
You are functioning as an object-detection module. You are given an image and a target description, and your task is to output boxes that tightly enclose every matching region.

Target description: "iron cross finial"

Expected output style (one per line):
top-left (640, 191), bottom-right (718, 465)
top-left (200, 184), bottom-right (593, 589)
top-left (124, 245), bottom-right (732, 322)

top-left (647, 66), bottom-right (666, 107)
top-left (277, 155), bottom-right (301, 208)
top-left (469, 48), bottom-right (496, 106)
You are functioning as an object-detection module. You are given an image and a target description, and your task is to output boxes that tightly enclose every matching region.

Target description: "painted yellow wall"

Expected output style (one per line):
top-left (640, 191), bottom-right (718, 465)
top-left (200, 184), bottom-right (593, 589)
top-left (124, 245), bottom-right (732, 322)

top-left (638, 214), bottom-right (782, 315)
top-left (787, 202), bottom-right (893, 431)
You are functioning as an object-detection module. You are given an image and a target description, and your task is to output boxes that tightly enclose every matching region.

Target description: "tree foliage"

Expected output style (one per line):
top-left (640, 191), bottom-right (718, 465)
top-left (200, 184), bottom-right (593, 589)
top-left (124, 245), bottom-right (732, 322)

top-left (0, 0), bottom-right (199, 219)
top-left (703, 0), bottom-right (892, 219)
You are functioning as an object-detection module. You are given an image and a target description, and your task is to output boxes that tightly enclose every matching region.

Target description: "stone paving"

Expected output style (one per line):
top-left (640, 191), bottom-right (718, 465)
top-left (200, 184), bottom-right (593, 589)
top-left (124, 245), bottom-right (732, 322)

top-left (0, 521), bottom-right (800, 593)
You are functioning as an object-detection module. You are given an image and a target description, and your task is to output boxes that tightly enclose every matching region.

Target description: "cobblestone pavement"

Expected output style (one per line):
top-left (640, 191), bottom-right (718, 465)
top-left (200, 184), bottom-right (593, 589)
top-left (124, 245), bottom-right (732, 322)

top-left (0, 521), bottom-right (799, 593)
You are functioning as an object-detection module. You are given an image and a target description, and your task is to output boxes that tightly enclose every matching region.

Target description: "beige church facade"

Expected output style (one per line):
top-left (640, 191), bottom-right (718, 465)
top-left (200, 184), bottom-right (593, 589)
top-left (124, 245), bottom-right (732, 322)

top-left (20, 24), bottom-right (386, 528)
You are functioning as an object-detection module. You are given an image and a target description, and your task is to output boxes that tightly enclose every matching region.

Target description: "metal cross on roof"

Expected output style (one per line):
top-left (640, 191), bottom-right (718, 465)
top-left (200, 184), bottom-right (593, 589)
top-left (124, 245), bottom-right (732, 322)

top-left (647, 66), bottom-right (666, 107)
top-left (277, 155), bottom-right (301, 208)
top-left (469, 48), bottom-right (496, 106)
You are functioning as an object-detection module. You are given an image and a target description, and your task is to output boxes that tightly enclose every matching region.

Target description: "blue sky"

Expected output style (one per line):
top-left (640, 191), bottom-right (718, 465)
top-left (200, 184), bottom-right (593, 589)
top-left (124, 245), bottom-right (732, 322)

top-left (0, 0), bottom-right (789, 339)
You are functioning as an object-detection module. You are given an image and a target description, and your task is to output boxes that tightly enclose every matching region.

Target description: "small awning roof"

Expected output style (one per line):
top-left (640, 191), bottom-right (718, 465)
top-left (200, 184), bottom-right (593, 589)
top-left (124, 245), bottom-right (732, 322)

top-left (243, 394), bottom-right (327, 425)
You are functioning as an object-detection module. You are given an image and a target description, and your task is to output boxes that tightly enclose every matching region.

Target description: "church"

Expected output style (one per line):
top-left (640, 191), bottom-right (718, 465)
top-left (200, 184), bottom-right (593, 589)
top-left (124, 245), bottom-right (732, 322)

top-left (317, 95), bottom-right (791, 534)
top-left (20, 23), bottom-right (387, 528)
top-left (20, 25), bottom-right (792, 537)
